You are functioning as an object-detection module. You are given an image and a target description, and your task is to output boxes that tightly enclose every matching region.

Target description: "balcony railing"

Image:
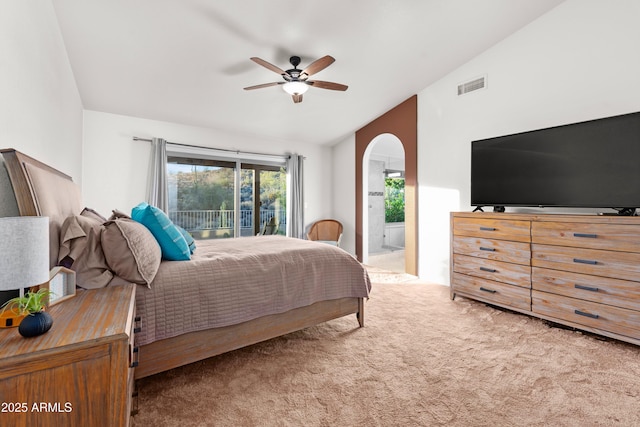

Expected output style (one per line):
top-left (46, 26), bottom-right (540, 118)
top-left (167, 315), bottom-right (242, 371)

top-left (169, 209), bottom-right (286, 233)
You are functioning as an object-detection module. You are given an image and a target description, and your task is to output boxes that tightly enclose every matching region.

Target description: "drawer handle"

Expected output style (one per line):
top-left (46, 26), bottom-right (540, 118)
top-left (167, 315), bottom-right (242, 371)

top-left (135, 315), bottom-right (141, 322)
top-left (575, 284), bottom-right (599, 292)
top-left (130, 346), bottom-right (140, 368)
top-left (479, 287), bottom-right (497, 294)
top-left (573, 258), bottom-right (598, 265)
top-left (134, 327), bottom-right (142, 334)
top-left (574, 233), bottom-right (597, 239)
top-left (575, 309), bottom-right (599, 319)
top-left (480, 226), bottom-right (496, 231)
top-left (129, 344), bottom-right (140, 368)
top-left (479, 267), bottom-right (497, 273)
top-left (479, 246), bottom-right (496, 252)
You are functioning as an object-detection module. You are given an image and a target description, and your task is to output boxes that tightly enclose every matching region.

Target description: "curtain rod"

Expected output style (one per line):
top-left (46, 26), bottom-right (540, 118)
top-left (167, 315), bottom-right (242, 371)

top-left (132, 136), bottom-right (292, 159)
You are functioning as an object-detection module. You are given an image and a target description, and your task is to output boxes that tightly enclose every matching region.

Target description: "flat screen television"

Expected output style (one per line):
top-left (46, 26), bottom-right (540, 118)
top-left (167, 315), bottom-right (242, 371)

top-left (471, 111), bottom-right (640, 214)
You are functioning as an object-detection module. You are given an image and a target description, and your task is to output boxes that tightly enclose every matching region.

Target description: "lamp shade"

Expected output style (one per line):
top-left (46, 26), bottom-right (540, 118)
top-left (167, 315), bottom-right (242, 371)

top-left (282, 81), bottom-right (309, 95)
top-left (0, 217), bottom-right (49, 292)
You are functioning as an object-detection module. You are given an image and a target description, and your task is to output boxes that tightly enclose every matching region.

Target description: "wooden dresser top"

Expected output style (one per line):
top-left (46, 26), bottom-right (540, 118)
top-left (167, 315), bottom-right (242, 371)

top-left (452, 211), bottom-right (640, 225)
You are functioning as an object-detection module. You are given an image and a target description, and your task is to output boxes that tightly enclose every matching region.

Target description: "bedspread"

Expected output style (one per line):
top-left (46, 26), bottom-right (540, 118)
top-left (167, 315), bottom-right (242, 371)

top-left (134, 236), bottom-right (371, 346)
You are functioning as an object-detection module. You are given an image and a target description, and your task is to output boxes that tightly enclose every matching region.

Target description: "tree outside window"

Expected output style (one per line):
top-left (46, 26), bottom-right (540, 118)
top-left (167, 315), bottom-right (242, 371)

top-left (385, 177), bottom-right (405, 223)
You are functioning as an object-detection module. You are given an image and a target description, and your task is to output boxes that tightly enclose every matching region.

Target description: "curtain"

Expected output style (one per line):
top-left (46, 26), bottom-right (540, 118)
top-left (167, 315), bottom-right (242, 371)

top-left (148, 137), bottom-right (169, 212)
top-left (287, 154), bottom-right (305, 239)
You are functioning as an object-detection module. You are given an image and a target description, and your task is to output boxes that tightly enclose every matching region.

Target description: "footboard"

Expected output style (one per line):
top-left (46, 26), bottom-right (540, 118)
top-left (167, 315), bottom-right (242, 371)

top-left (135, 297), bottom-right (363, 379)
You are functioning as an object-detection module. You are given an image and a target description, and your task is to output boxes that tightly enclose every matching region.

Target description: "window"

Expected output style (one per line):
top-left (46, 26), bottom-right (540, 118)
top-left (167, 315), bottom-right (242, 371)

top-left (384, 177), bottom-right (405, 223)
top-left (167, 155), bottom-right (287, 239)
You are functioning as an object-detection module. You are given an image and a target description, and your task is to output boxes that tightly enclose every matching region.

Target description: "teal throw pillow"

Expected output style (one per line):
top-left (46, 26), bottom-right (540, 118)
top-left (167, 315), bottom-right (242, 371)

top-left (176, 225), bottom-right (196, 254)
top-left (131, 202), bottom-right (191, 261)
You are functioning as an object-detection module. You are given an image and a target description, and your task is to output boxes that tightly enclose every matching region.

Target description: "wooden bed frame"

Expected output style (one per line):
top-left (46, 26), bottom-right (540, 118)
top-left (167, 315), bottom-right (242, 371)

top-left (1, 148), bottom-right (365, 379)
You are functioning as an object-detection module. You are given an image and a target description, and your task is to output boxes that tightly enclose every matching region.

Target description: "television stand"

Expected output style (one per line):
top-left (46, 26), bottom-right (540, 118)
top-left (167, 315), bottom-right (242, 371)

top-left (450, 211), bottom-right (640, 346)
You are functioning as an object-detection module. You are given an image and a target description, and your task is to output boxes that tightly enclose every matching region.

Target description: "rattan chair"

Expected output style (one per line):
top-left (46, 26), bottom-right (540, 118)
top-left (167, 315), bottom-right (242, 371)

top-left (306, 219), bottom-right (343, 247)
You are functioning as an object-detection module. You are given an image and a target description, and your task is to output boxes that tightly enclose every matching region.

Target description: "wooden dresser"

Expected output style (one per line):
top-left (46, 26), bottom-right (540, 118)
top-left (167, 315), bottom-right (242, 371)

top-left (0, 283), bottom-right (139, 427)
top-left (451, 212), bottom-right (640, 345)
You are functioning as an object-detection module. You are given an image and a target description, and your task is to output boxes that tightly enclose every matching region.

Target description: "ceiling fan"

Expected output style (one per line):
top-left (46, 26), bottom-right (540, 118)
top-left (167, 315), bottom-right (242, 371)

top-left (244, 55), bottom-right (348, 103)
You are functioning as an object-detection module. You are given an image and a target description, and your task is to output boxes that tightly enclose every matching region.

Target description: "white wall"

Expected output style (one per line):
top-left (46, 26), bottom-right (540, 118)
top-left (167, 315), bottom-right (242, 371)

top-left (368, 159), bottom-right (385, 253)
top-left (82, 110), bottom-right (332, 225)
top-left (0, 1), bottom-right (83, 181)
top-left (418, 0), bottom-right (640, 284)
top-left (331, 134), bottom-right (356, 255)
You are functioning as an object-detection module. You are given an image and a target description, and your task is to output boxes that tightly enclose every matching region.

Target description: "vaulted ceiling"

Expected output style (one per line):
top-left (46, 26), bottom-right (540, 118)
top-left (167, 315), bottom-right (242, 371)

top-left (52, 0), bottom-right (564, 146)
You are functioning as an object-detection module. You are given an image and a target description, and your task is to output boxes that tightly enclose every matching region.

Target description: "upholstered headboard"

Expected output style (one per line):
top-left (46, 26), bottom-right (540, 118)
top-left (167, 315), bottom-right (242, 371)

top-left (0, 157), bottom-right (19, 218)
top-left (0, 149), bottom-right (82, 268)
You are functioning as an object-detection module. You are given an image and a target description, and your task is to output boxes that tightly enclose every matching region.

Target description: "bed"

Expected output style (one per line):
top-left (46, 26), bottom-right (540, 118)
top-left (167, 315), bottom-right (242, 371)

top-left (0, 148), bottom-right (371, 379)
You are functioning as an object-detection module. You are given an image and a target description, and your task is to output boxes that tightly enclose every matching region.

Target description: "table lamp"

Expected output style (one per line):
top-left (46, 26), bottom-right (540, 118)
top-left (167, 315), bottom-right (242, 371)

top-left (0, 216), bottom-right (49, 328)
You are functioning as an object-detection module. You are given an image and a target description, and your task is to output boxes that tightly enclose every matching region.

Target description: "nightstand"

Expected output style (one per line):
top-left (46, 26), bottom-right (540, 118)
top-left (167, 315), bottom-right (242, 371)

top-left (0, 283), bottom-right (139, 427)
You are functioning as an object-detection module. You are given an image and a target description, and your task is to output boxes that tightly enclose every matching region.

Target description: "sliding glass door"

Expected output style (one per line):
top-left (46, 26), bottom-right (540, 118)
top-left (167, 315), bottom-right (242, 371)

top-left (167, 156), bottom-right (286, 239)
top-left (240, 164), bottom-right (286, 236)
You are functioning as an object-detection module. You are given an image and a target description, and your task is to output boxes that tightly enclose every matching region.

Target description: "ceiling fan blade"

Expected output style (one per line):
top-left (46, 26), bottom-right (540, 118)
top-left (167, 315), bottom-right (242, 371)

top-left (292, 94), bottom-right (303, 103)
top-left (243, 82), bottom-right (283, 90)
top-left (301, 55), bottom-right (335, 77)
top-left (250, 57), bottom-right (286, 75)
top-left (308, 80), bottom-right (348, 91)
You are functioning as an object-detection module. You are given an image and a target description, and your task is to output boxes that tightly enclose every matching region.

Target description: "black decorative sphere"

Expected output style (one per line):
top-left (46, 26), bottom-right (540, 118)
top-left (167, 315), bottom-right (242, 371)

top-left (18, 312), bottom-right (53, 338)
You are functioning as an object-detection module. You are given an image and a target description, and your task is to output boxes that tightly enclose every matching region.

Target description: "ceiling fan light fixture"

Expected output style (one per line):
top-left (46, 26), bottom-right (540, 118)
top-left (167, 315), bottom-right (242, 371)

top-left (246, 55), bottom-right (346, 103)
top-left (282, 81), bottom-right (309, 95)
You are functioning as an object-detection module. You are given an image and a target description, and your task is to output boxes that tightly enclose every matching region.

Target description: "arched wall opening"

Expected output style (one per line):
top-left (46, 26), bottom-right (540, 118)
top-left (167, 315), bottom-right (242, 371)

top-left (355, 95), bottom-right (418, 276)
top-left (362, 134), bottom-right (405, 269)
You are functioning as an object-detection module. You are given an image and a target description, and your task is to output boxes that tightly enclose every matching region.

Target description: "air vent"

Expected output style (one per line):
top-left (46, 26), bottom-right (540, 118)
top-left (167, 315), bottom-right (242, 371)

top-left (458, 75), bottom-right (487, 95)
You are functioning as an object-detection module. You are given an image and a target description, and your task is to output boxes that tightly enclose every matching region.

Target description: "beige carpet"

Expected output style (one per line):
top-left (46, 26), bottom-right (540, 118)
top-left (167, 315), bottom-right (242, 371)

top-left (363, 264), bottom-right (419, 283)
top-left (132, 272), bottom-right (640, 426)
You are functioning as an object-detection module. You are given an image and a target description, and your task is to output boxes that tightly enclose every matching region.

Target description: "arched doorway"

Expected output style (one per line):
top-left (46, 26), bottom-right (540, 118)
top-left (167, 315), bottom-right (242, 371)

top-left (363, 134), bottom-right (406, 272)
top-left (355, 95), bottom-right (417, 276)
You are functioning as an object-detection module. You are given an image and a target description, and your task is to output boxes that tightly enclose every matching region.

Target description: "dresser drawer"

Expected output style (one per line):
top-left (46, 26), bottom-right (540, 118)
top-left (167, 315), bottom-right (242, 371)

top-left (532, 244), bottom-right (640, 282)
top-left (453, 236), bottom-right (530, 265)
top-left (532, 290), bottom-right (640, 340)
top-left (532, 221), bottom-right (640, 253)
top-left (453, 254), bottom-right (531, 288)
top-left (453, 217), bottom-right (530, 242)
top-left (532, 267), bottom-right (640, 311)
top-left (453, 273), bottom-right (531, 311)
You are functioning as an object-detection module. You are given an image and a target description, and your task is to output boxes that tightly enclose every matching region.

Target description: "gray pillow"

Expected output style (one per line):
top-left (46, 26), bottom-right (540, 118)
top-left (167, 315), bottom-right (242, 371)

top-left (59, 215), bottom-right (113, 289)
top-left (101, 218), bottom-right (162, 287)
